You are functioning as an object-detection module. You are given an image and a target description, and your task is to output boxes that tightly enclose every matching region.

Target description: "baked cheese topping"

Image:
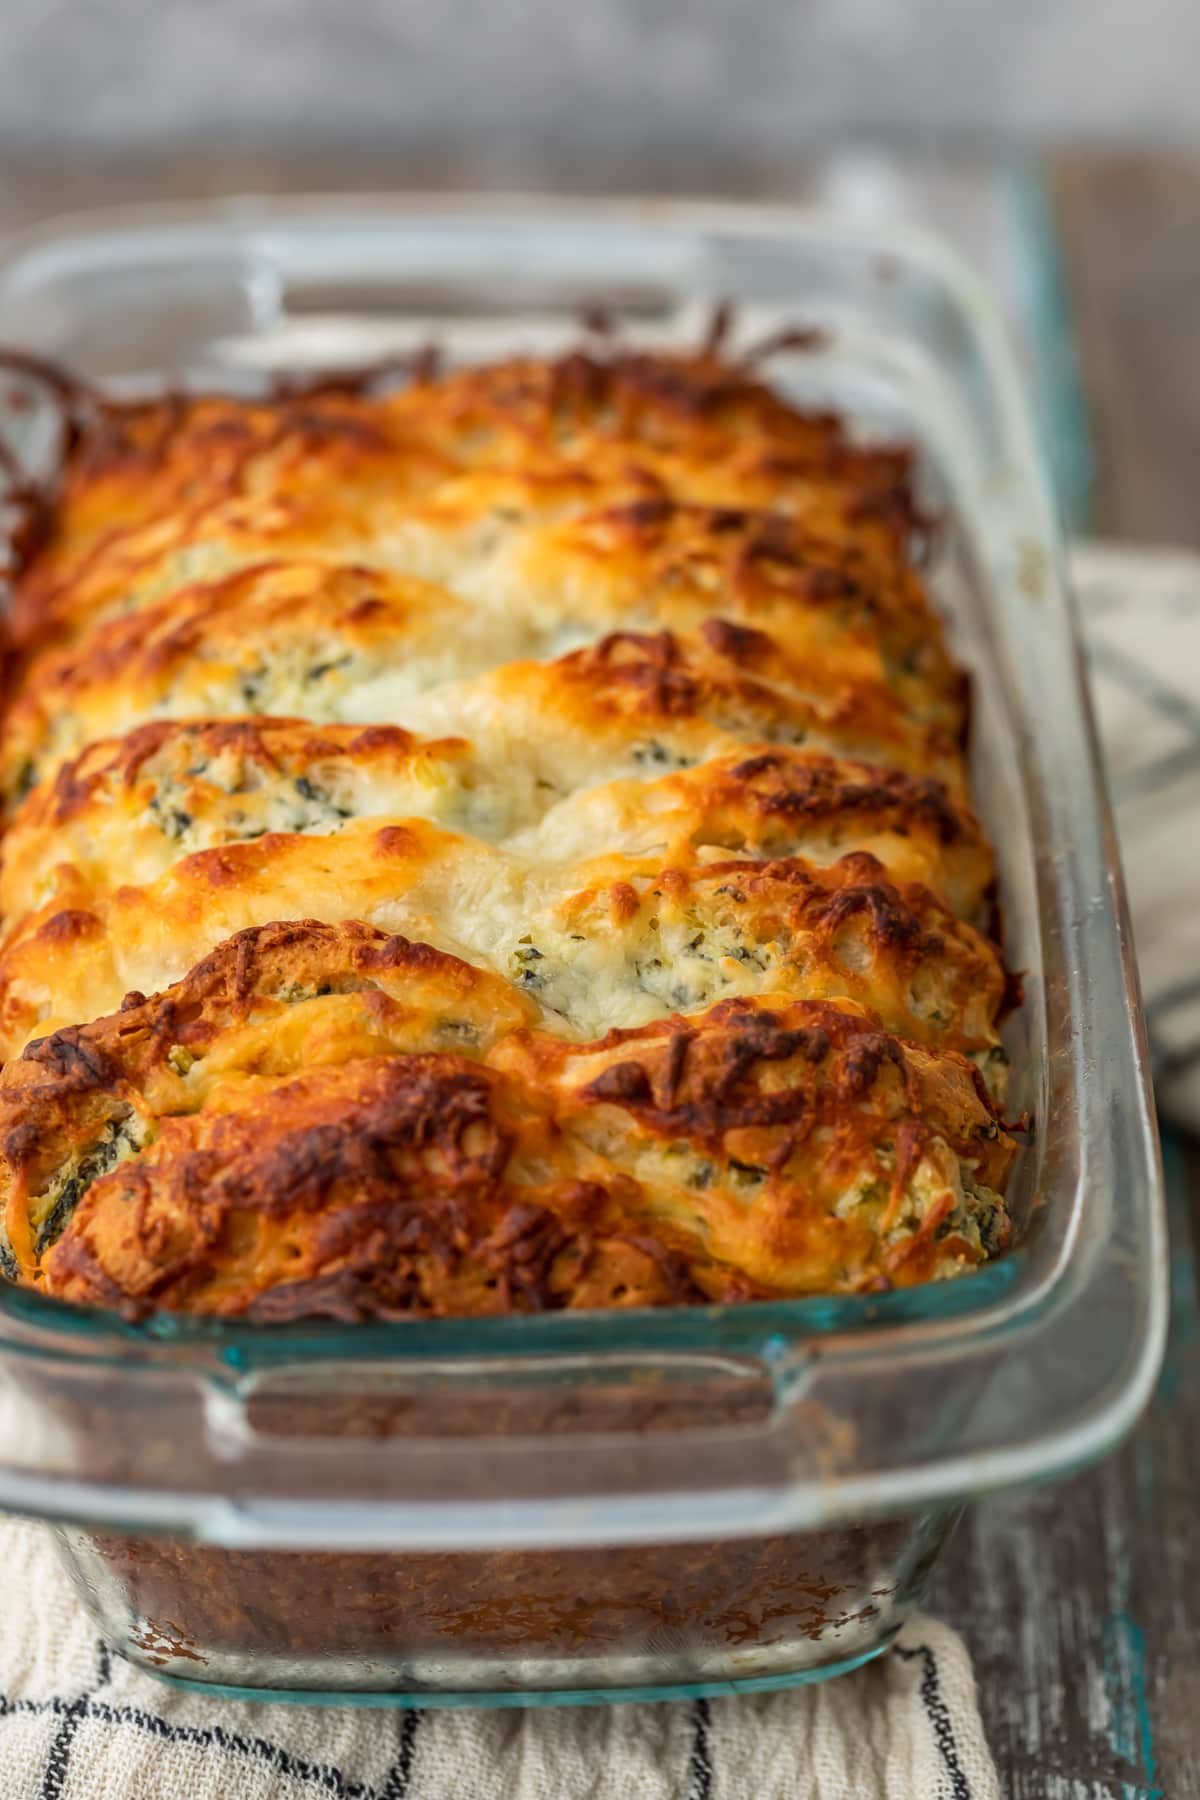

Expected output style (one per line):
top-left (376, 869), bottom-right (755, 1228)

top-left (0, 346), bottom-right (1018, 1316)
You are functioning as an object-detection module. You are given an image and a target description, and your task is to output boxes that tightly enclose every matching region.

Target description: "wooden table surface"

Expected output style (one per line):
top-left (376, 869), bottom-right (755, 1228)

top-left (932, 153), bottom-right (1199, 1800)
top-left (0, 146), bottom-right (1193, 1798)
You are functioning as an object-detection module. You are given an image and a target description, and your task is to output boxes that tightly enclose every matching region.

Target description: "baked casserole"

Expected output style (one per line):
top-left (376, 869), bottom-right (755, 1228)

top-left (0, 344), bottom-right (1019, 1320)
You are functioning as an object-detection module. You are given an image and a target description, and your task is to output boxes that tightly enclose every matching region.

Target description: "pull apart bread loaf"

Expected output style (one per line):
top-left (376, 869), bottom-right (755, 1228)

top-left (0, 348), bottom-right (1018, 1319)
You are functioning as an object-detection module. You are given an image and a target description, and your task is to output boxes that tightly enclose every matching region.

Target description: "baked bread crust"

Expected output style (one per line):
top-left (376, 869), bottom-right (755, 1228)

top-left (0, 346), bottom-right (1018, 1315)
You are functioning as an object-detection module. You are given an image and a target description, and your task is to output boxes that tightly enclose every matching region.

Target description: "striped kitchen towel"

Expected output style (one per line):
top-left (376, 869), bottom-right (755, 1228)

top-left (0, 1515), bottom-right (997, 1800)
top-left (1072, 541), bottom-right (1200, 1129)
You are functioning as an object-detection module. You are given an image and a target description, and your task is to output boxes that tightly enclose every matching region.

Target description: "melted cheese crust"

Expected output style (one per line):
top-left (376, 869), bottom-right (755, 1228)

top-left (0, 348), bottom-right (1018, 1315)
top-left (0, 922), bottom-right (1011, 1312)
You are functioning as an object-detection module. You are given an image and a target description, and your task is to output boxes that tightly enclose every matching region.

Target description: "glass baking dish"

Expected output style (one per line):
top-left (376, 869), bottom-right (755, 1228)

top-left (0, 195), bottom-right (1166, 1706)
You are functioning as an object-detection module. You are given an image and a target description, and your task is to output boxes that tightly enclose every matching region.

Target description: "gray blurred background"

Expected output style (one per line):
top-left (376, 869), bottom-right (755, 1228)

top-left (1, 0), bottom-right (1198, 176)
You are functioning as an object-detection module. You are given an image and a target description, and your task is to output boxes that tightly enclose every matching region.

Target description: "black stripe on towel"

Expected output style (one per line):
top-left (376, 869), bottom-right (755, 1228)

top-left (379, 1709), bottom-right (423, 1800)
top-left (4, 1679), bottom-right (419, 1800)
top-left (685, 1695), bottom-right (713, 1800)
top-left (894, 1642), bottom-right (972, 1800)
top-left (39, 1637), bottom-right (113, 1800)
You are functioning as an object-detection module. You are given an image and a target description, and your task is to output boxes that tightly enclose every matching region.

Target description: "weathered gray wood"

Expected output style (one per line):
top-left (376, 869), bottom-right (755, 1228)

top-left (1050, 152), bottom-right (1200, 551)
top-left (933, 1146), bottom-right (1194, 1798)
top-left (933, 153), bottom-right (1200, 1799)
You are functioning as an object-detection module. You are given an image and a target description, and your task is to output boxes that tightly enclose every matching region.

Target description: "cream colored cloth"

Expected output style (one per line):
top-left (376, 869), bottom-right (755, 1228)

top-left (6, 538), bottom-right (1195, 1799)
top-left (0, 1517), bottom-right (998, 1800)
top-left (1071, 541), bottom-right (1200, 1129)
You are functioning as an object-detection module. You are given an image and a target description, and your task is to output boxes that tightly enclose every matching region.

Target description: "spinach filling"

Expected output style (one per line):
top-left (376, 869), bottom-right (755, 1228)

top-left (31, 1116), bottom-right (147, 1256)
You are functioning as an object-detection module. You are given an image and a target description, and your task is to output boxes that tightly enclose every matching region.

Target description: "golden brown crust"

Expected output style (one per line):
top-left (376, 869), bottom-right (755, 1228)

top-left (0, 562), bottom-right (485, 807)
top-left (0, 344), bottom-right (1018, 1317)
top-left (10, 350), bottom-right (925, 655)
top-left (0, 741), bottom-right (992, 1058)
top-left (41, 1058), bottom-right (720, 1319)
top-left (0, 922), bottom-right (1011, 1311)
top-left (545, 850), bottom-right (1005, 1063)
top-left (2, 540), bottom-right (959, 817)
top-left (2, 598), bottom-right (965, 826)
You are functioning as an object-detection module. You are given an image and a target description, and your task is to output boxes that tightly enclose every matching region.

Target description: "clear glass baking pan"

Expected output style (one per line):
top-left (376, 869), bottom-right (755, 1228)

top-left (0, 195), bottom-right (1166, 1706)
